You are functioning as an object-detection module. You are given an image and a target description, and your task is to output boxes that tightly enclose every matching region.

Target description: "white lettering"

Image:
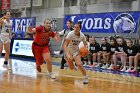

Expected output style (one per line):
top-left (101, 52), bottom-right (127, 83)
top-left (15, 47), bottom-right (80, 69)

top-left (93, 18), bottom-right (103, 29)
top-left (71, 16), bottom-right (76, 22)
top-left (20, 19), bottom-right (26, 32)
top-left (15, 19), bottom-right (20, 32)
top-left (85, 18), bottom-right (93, 30)
top-left (104, 18), bottom-right (111, 29)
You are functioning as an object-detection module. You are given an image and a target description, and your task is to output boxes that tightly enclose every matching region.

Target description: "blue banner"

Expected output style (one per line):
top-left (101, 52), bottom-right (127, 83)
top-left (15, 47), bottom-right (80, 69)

top-left (11, 17), bottom-right (36, 32)
top-left (64, 12), bottom-right (140, 33)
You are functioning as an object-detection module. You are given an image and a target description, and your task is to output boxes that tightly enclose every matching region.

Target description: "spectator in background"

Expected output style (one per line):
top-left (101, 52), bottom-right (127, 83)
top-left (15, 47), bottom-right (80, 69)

top-left (17, 34), bottom-right (22, 38)
top-left (26, 26), bottom-right (34, 38)
top-left (132, 39), bottom-right (140, 72)
top-left (12, 32), bottom-right (16, 38)
top-left (107, 37), bottom-right (118, 70)
top-left (88, 37), bottom-right (100, 67)
top-left (125, 39), bottom-right (137, 72)
top-left (113, 37), bottom-right (127, 71)
top-left (16, 25), bottom-right (24, 38)
top-left (25, 33), bottom-right (31, 38)
top-left (95, 37), bottom-right (111, 69)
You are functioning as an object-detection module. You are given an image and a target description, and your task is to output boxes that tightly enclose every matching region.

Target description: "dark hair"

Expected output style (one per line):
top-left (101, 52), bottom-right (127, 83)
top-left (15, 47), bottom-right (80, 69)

top-left (4, 11), bottom-right (11, 15)
top-left (110, 37), bottom-right (117, 46)
top-left (74, 21), bottom-right (82, 29)
top-left (67, 20), bottom-right (73, 24)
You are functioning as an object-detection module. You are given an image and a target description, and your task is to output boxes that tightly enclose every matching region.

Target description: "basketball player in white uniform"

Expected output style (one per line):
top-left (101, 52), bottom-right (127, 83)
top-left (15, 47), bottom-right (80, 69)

top-left (0, 11), bottom-right (12, 68)
top-left (64, 22), bottom-right (88, 84)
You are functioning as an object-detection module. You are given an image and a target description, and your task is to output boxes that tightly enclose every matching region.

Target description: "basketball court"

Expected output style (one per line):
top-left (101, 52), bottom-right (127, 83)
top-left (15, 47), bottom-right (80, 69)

top-left (0, 57), bottom-right (139, 93)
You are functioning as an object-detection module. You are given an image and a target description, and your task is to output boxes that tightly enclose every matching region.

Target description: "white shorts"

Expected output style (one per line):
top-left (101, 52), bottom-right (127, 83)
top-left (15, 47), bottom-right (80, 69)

top-left (0, 34), bottom-right (11, 44)
top-left (64, 48), bottom-right (79, 60)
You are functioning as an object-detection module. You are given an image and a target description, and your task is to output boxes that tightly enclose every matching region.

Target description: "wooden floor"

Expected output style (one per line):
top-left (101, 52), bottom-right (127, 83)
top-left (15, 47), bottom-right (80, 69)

top-left (0, 58), bottom-right (140, 93)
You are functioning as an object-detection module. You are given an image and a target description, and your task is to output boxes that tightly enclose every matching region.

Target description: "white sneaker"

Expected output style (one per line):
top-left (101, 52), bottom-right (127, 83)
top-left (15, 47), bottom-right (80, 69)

top-left (49, 72), bottom-right (56, 79)
top-left (83, 63), bottom-right (87, 67)
top-left (83, 76), bottom-right (88, 84)
top-left (125, 68), bottom-right (131, 72)
top-left (120, 66), bottom-right (126, 72)
top-left (95, 63), bottom-right (100, 68)
top-left (101, 64), bottom-right (109, 69)
top-left (107, 66), bottom-right (112, 70)
top-left (107, 64), bottom-right (113, 70)
top-left (53, 51), bottom-right (60, 55)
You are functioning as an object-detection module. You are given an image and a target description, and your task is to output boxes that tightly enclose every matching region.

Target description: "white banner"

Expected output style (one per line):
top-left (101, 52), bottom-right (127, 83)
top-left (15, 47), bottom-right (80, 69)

top-left (12, 39), bottom-right (34, 57)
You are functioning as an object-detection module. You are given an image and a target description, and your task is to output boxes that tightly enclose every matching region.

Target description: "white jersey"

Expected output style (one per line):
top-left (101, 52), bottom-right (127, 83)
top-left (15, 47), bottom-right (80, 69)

top-left (0, 19), bottom-right (12, 43)
top-left (66, 31), bottom-right (86, 57)
top-left (1, 19), bottom-right (12, 35)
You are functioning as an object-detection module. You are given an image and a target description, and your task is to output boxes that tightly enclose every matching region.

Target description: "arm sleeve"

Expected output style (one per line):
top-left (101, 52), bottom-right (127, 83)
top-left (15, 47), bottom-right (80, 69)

top-left (97, 44), bottom-right (101, 52)
top-left (107, 44), bottom-right (111, 52)
top-left (123, 46), bottom-right (128, 53)
top-left (35, 26), bottom-right (43, 33)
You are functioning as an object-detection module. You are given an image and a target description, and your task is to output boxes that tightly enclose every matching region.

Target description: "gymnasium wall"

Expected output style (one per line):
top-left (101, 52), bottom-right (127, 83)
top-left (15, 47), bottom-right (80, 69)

top-left (25, 0), bottom-right (140, 55)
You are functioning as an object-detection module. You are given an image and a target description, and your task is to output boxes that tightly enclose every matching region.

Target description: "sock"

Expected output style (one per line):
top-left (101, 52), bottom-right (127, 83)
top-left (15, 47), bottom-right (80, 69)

top-left (4, 61), bottom-right (8, 65)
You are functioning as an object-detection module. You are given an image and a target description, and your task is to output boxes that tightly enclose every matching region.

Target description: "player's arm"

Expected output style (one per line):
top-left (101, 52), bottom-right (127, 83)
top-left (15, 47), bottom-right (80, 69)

top-left (82, 35), bottom-right (88, 47)
top-left (27, 28), bottom-right (36, 34)
top-left (53, 32), bottom-right (60, 43)
top-left (64, 39), bottom-right (72, 59)
top-left (0, 16), bottom-right (5, 26)
top-left (9, 26), bottom-right (13, 38)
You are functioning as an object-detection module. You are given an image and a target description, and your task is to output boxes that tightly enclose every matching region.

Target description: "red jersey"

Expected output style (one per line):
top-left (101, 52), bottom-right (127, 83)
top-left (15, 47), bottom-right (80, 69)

top-left (33, 26), bottom-right (56, 45)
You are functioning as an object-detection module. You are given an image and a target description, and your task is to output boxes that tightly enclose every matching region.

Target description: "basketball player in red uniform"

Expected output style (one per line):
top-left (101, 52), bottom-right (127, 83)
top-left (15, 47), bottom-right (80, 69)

top-left (28, 19), bottom-right (59, 79)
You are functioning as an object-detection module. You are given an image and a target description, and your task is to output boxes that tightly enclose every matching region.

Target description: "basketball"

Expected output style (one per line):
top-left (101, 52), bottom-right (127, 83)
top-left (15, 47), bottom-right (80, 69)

top-left (79, 46), bottom-right (88, 57)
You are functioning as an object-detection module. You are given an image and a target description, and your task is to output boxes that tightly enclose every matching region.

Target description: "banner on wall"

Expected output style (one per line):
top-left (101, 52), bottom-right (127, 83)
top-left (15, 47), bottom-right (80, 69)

top-left (11, 17), bottom-right (36, 32)
top-left (2, 0), bottom-right (10, 10)
top-left (64, 12), bottom-right (140, 33)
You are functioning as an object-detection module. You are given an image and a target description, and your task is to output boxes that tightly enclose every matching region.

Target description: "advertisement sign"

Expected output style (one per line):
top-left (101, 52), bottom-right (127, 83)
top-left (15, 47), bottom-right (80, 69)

top-left (64, 12), bottom-right (140, 33)
top-left (12, 39), bottom-right (34, 57)
top-left (11, 17), bottom-right (36, 32)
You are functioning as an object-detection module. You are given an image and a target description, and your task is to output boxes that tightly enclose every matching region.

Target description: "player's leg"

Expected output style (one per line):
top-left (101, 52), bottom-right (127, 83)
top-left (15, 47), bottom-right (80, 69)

top-left (3, 42), bottom-right (10, 68)
top-left (42, 46), bottom-right (55, 79)
top-left (74, 55), bottom-right (88, 84)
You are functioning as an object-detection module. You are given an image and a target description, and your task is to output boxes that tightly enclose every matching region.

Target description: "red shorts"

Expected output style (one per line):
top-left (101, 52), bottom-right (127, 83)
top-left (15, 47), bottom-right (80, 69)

top-left (32, 43), bottom-right (50, 65)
